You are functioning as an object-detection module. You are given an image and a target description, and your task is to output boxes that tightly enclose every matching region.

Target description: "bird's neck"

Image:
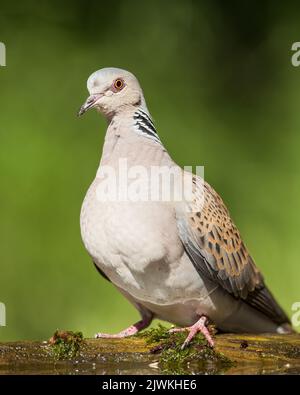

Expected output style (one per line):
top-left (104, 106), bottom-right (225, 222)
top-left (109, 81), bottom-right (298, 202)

top-left (98, 107), bottom-right (173, 168)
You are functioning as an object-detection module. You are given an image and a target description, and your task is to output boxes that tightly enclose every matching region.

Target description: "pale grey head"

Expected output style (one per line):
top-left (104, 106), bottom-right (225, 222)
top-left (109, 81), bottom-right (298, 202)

top-left (78, 67), bottom-right (149, 119)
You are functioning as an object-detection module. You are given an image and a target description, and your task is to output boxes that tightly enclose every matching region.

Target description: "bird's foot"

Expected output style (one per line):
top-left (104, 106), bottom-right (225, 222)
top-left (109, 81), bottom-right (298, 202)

top-left (169, 316), bottom-right (214, 349)
top-left (95, 316), bottom-right (151, 339)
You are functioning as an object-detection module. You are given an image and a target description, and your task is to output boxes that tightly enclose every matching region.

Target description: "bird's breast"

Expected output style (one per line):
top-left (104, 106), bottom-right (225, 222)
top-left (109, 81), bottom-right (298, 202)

top-left (80, 177), bottom-right (216, 305)
top-left (80, 178), bottom-right (180, 262)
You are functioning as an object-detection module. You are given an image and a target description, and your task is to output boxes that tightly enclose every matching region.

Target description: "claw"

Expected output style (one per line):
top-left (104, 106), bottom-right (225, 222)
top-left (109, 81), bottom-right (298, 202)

top-left (169, 316), bottom-right (214, 349)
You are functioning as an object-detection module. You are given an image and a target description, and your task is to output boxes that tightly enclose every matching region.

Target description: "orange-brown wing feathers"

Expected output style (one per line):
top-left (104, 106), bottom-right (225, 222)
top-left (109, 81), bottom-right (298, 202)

top-left (177, 176), bottom-right (290, 325)
top-left (188, 181), bottom-right (262, 297)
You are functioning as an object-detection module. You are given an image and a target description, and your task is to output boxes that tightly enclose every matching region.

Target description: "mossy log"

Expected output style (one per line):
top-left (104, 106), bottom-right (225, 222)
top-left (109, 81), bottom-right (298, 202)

top-left (0, 329), bottom-right (299, 375)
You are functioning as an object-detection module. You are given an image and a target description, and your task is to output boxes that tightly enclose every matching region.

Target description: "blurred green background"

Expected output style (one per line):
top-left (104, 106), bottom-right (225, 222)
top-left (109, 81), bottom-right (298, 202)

top-left (0, 0), bottom-right (299, 341)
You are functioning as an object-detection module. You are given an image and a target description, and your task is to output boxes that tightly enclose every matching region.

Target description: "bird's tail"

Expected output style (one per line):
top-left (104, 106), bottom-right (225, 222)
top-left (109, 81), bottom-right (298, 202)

top-left (277, 322), bottom-right (296, 334)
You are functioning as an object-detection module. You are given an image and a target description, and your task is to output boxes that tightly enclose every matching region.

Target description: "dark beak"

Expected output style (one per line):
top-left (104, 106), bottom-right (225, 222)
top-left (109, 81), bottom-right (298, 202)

top-left (77, 94), bottom-right (102, 117)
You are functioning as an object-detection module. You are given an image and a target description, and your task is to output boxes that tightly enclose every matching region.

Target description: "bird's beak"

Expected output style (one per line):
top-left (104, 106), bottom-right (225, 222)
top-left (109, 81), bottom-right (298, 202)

top-left (77, 94), bottom-right (102, 117)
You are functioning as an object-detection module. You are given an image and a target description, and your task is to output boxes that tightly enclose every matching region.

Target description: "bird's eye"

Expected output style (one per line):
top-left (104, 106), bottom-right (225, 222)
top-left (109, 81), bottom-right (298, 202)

top-left (113, 78), bottom-right (124, 91)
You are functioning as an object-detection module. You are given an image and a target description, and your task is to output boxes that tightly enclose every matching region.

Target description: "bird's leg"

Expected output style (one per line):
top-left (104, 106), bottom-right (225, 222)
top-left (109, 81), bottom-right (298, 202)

top-left (95, 314), bottom-right (152, 339)
top-left (169, 316), bottom-right (214, 349)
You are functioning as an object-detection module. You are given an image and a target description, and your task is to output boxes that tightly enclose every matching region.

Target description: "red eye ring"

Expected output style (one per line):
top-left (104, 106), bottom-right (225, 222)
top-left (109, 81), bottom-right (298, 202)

top-left (113, 78), bottom-right (124, 91)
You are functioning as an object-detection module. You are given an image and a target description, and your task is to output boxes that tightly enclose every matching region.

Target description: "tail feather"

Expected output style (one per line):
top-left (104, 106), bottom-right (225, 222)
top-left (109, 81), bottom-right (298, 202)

top-left (245, 284), bottom-right (291, 327)
top-left (277, 322), bottom-right (295, 334)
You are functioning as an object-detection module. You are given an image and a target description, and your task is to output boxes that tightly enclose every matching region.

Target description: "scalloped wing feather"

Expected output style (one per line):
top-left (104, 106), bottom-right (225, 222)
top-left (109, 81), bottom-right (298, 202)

top-left (176, 175), bottom-right (290, 325)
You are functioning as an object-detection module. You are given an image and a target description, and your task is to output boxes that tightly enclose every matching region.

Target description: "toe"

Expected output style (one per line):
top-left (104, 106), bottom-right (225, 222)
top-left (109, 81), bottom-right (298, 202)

top-left (181, 339), bottom-right (190, 350)
top-left (206, 335), bottom-right (214, 347)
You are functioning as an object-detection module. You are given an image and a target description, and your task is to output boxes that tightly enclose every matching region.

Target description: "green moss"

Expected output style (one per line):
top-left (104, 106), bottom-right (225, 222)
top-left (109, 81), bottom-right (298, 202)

top-left (48, 330), bottom-right (84, 360)
top-left (136, 323), bottom-right (171, 343)
top-left (136, 324), bottom-right (234, 374)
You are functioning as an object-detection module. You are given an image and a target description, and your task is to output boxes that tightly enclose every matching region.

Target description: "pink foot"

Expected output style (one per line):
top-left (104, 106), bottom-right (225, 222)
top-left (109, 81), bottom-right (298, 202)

top-left (95, 316), bottom-right (151, 339)
top-left (169, 316), bottom-right (214, 349)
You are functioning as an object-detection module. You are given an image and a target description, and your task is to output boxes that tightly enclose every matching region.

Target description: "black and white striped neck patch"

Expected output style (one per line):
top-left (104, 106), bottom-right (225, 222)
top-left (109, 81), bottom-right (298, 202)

top-left (133, 109), bottom-right (161, 144)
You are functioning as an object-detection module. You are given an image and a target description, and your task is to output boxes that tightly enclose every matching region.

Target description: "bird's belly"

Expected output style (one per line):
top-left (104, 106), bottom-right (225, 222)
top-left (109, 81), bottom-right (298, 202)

top-left (136, 299), bottom-right (212, 327)
top-left (80, 180), bottom-right (218, 305)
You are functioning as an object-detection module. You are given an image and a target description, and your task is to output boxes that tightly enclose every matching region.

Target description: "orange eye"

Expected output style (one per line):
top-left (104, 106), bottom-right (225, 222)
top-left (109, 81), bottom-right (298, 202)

top-left (114, 78), bottom-right (124, 90)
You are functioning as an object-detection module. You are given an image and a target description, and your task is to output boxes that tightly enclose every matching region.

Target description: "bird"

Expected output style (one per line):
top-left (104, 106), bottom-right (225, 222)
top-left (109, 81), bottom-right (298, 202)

top-left (78, 67), bottom-right (293, 348)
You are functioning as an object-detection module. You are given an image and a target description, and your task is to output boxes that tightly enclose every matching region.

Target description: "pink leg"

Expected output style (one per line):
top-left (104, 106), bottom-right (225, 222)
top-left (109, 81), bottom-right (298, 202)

top-left (169, 316), bottom-right (214, 349)
top-left (95, 315), bottom-right (152, 339)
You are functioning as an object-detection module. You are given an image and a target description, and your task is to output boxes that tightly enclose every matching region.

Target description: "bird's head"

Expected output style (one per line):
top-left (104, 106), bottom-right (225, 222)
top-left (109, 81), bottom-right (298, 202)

top-left (78, 67), bottom-right (147, 119)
